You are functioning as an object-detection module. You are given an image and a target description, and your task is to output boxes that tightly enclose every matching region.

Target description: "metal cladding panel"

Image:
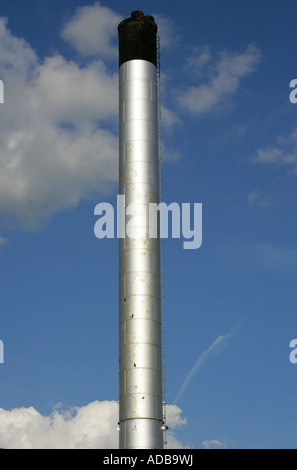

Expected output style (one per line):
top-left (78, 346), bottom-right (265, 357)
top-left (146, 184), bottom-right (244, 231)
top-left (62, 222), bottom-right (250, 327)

top-left (119, 393), bottom-right (163, 420)
top-left (120, 419), bottom-right (163, 450)
top-left (120, 99), bottom-right (157, 123)
top-left (119, 234), bottom-right (160, 254)
top-left (119, 80), bottom-right (153, 103)
top-left (119, 58), bottom-right (157, 83)
top-left (120, 141), bottom-right (158, 165)
top-left (119, 368), bottom-right (162, 397)
top-left (119, 295), bottom-right (161, 322)
top-left (118, 54), bottom-right (163, 449)
top-left (119, 249), bottom-right (160, 276)
top-left (120, 229), bottom-right (160, 251)
top-left (119, 318), bottom-right (162, 347)
top-left (120, 201), bottom-right (150, 227)
top-left (120, 161), bottom-right (158, 187)
top-left (119, 272), bottom-right (161, 299)
top-left (120, 120), bottom-right (157, 145)
top-left (120, 185), bottom-right (159, 208)
top-left (119, 342), bottom-right (162, 370)
top-left (121, 189), bottom-right (156, 204)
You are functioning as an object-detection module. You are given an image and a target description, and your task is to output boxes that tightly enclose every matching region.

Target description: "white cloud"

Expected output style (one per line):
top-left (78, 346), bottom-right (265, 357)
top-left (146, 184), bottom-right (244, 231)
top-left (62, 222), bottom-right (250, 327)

top-left (0, 401), bottom-right (119, 449)
top-left (61, 2), bottom-right (123, 58)
top-left (166, 404), bottom-right (187, 428)
top-left (61, 5), bottom-right (178, 58)
top-left (184, 46), bottom-right (212, 78)
top-left (161, 106), bottom-right (182, 132)
top-left (202, 439), bottom-right (227, 449)
top-left (162, 145), bottom-right (183, 163)
top-left (158, 71), bottom-right (181, 133)
top-left (256, 147), bottom-right (286, 164)
top-left (248, 189), bottom-right (269, 207)
top-left (257, 244), bottom-right (297, 266)
top-left (165, 404), bottom-right (189, 449)
top-left (0, 235), bottom-right (7, 245)
top-left (0, 10), bottom-right (181, 232)
top-left (35, 55), bottom-right (118, 123)
top-left (0, 17), bottom-right (37, 76)
top-left (0, 401), bottom-right (187, 449)
top-left (153, 14), bottom-right (180, 51)
top-left (0, 16), bottom-right (118, 230)
top-left (177, 43), bottom-right (262, 115)
top-left (254, 126), bottom-right (297, 172)
top-left (228, 241), bottom-right (297, 273)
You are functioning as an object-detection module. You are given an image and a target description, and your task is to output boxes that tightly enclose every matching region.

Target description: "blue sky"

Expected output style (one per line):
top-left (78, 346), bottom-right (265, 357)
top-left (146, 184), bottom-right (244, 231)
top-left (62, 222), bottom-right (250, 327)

top-left (0, 0), bottom-right (297, 449)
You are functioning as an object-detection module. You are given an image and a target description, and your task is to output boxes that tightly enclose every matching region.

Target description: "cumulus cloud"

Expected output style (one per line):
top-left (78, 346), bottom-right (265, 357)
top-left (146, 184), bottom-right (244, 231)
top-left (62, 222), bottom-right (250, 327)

top-left (254, 126), bottom-right (297, 173)
top-left (202, 439), bottom-right (227, 449)
top-left (153, 14), bottom-right (180, 51)
top-left (184, 46), bottom-right (212, 78)
top-left (0, 235), bottom-right (7, 245)
top-left (60, 4), bottom-right (179, 58)
top-left (177, 43), bottom-right (262, 115)
top-left (231, 242), bottom-right (297, 272)
top-left (35, 55), bottom-right (118, 123)
top-left (0, 16), bottom-right (119, 230)
top-left (0, 401), bottom-right (187, 449)
top-left (247, 189), bottom-right (269, 207)
top-left (249, 127), bottom-right (297, 208)
top-left (161, 106), bottom-right (182, 132)
top-left (165, 404), bottom-right (189, 449)
top-left (0, 17), bottom-right (37, 76)
top-left (61, 2), bottom-right (123, 58)
top-left (0, 401), bottom-right (119, 449)
top-left (0, 8), bottom-right (180, 234)
top-left (166, 404), bottom-right (187, 429)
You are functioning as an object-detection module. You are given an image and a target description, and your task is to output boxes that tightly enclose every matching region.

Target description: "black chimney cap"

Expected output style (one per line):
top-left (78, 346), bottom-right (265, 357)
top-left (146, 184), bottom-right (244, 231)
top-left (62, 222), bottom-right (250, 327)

top-left (118, 11), bottom-right (157, 66)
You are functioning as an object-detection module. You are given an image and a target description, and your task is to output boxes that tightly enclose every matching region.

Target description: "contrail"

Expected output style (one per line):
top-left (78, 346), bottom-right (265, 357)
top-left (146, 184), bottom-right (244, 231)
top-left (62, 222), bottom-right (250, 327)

top-left (173, 316), bottom-right (246, 404)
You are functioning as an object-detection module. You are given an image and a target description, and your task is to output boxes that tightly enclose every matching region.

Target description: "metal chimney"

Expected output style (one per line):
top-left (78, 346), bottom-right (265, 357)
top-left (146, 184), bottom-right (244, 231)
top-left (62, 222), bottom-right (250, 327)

top-left (118, 11), bottom-right (164, 449)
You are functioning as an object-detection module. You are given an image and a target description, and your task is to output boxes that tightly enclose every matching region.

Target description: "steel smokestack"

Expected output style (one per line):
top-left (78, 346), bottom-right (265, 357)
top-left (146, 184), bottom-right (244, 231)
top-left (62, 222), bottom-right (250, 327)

top-left (118, 11), bottom-right (164, 449)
